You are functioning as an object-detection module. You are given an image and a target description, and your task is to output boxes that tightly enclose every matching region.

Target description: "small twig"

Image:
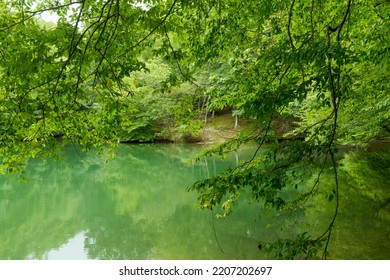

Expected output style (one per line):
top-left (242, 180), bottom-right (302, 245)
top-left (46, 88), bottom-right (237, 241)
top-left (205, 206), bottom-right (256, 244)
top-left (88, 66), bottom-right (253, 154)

top-left (299, 153), bottom-right (328, 207)
top-left (211, 213), bottom-right (225, 254)
top-left (163, 24), bottom-right (199, 87)
top-left (336, 0), bottom-right (352, 42)
top-left (310, 0), bottom-right (315, 40)
top-left (236, 115), bottom-right (273, 172)
top-left (26, 1), bottom-right (83, 16)
top-left (68, 1), bottom-right (85, 61)
top-left (322, 149), bottom-right (340, 259)
top-left (125, 0), bottom-right (178, 52)
top-left (288, 0), bottom-right (296, 50)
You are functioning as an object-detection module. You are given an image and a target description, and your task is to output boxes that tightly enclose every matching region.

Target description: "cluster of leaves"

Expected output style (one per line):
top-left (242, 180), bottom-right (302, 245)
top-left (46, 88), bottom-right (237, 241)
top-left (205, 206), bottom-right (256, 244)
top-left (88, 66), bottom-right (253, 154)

top-left (189, 140), bottom-right (328, 214)
top-left (114, 58), bottom-right (203, 142)
top-left (264, 232), bottom-right (323, 260)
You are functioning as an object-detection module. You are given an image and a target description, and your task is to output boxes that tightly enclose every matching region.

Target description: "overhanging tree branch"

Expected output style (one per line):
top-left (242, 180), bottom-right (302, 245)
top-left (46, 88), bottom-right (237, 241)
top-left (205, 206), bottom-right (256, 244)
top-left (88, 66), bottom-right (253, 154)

top-left (124, 0), bottom-right (178, 52)
top-left (315, 0), bottom-right (352, 260)
top-left (163, 23), bottom-right (199, 87)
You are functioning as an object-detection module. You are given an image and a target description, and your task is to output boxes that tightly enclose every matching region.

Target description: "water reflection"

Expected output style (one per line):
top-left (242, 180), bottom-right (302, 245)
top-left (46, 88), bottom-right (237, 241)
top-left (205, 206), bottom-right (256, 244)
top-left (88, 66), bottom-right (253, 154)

top-left (0, 144), bottom-right (389, 259)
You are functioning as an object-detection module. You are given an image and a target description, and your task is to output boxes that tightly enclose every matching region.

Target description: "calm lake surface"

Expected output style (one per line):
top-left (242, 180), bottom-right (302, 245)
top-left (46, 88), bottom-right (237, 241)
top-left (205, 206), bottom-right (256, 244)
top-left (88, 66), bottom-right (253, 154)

top-left (0, 143), bottom-right (389, 259)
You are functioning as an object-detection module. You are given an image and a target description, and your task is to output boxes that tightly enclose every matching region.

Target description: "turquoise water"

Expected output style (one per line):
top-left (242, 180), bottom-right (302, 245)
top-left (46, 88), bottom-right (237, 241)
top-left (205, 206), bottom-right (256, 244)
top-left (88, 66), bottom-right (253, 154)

top-left (0, 144), bottom-right (389, 259)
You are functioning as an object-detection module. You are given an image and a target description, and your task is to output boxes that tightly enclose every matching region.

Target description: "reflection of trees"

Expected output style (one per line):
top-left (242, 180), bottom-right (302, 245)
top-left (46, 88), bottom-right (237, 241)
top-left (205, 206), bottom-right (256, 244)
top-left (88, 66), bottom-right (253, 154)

top-left (340, 149), bottom-right (389, 203)
top-left (0, 145), bottom-right (116, 259)
top-left (82, 144), bottom-right (222, 259)
top-left (0, 158), bottom-right (88, 259)
top-left (331, 148), bottom-right (390, 259)
top-left (0, 143), bottom-right (241, 260)
top-left (0, 144), bottom-right (388, 259)
top-left (78, 144), bottom-right (260, 260)
top-left (156, 203), bottom-right (267, 260)
top-left (85, 215), bottom-right (157, 259)
top-left (292, 147), bottom-right (390, 259)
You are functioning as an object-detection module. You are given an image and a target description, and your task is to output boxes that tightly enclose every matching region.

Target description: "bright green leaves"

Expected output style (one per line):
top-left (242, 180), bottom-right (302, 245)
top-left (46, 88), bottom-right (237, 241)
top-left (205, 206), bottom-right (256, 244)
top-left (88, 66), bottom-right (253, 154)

top-left (0, 0), bottom-right (170, 173)
top-left (265, 232), bottom-right (323, 260)
top-left (116, 58), bottom-right (203, 142)
top-left (189, 139), bottom-right (329, 218)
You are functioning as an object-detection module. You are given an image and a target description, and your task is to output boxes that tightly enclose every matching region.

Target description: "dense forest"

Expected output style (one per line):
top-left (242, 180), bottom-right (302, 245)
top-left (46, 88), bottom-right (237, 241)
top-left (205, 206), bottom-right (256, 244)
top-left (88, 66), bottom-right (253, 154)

top-left (0, 0), bottom-right (389, 259)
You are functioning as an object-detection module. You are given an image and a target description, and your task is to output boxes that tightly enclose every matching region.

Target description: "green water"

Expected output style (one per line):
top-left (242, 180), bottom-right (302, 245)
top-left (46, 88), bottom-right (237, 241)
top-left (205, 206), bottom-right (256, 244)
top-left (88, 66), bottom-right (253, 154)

top-left (0, 144), bottom-right (389, 260)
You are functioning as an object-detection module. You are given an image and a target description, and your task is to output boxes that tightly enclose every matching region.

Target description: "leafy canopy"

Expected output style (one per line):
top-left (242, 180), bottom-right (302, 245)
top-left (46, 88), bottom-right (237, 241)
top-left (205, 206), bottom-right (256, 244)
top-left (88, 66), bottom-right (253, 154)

top-left (0, 0), bottom-right (389, 259)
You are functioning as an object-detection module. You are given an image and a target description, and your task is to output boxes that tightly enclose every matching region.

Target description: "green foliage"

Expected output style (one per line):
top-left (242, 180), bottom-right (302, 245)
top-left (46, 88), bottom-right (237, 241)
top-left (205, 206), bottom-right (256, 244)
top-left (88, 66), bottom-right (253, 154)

top-left (340, 148), bottom-right (390, 202)
top-left (182, 0), bottom-right (389, 259)
top-left (189, 140), bottom-right (328, 215)
top-left (0, 0), bottom-right (389, 259)
top-left (117, 59), bottom-right (203, 142)
top-left (264, 232), bottom-right (323, 260)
